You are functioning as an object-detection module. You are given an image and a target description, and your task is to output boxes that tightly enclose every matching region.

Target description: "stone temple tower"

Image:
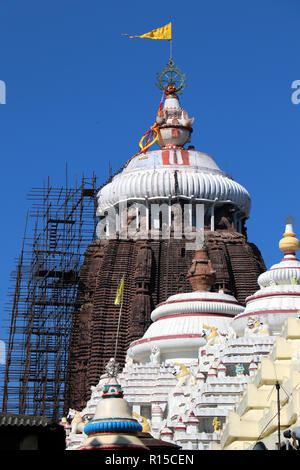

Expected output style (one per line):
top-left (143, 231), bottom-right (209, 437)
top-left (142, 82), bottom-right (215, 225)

top-left (64, 60), bottom-right (265, 411)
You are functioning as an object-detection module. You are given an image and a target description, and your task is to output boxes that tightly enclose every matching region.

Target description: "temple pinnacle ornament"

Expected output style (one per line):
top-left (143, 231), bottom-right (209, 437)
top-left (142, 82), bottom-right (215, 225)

top-left (279, 216), bottom-right (300, 253)
top-left (105, 358), bottom-right (121, 378)
top-left (156, 58), bottom-right (187, 94)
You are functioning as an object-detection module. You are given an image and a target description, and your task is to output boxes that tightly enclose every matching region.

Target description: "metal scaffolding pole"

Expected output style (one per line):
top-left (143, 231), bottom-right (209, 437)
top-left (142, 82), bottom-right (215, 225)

top-left (1, 172), bottom-right (98, 420)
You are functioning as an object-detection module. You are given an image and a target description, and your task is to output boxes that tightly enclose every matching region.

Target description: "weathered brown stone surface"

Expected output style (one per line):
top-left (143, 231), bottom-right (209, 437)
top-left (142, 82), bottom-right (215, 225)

top-left (64, 230), bottom-right (265, 412)
top-left (187, 248), bottom-right (216, 292)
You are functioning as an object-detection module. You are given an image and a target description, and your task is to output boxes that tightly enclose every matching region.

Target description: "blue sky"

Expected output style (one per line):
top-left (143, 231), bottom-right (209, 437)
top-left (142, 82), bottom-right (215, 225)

top-left (1, 0), bottom-right (300, 336)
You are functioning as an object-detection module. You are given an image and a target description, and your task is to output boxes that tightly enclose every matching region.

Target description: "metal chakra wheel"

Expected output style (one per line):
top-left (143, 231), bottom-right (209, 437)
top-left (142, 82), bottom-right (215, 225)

top-left (156, 58), bottom-right (187, 94)
top-left (285, 215), bottom-right (295, 224)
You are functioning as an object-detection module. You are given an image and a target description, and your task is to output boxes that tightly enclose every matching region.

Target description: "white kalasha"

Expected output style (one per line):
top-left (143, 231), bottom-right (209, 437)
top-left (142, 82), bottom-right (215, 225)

top-left (232, 252), bottom-right (300, 336)
top-left (130, 291), bottom-right (244, 364)
top-left (96, 149), bottom-right (251, 216)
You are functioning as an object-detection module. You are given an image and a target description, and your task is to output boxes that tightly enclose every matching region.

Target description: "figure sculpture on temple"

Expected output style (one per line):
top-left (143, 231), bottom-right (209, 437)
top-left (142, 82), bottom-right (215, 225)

top-left (235, 364), bottom-right (245, 376)
top-left (172, 363), bottom-right (197, 387)
top-left (67, 409), bottom-right (85, 435)
top-left (244, 317), bottom-right (269, 336)
top-left (132, 412), bottom-right (151, 432)
top-left (201, 325), bottom-right (225, 348)
top-left (150, 344), bottom-right (161, 364)
top-left (124, 348), bottom-right (134, 371)
top-left (212, 417), bottom-right (222, 432)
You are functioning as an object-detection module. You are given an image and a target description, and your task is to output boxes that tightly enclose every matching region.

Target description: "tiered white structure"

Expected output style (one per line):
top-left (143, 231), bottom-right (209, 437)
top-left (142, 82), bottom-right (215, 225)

top-left (128, 289), bottom-right (242, 364)
top-left (220, 316), bottom-right (300, 450)
top-left (217, 219), bottom-right (300, 450)
top-left (65, 220), bottom-right (300, 450)
top-left (233, 219), bottom-right (300, 336)
top-left (61, 228), bottom-right (273, 449)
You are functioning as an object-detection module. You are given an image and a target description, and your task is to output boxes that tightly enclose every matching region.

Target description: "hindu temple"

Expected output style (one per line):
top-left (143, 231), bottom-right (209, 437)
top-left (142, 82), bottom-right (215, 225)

top-left (61, 60), bottom-right (300, 451)
top-left (64, 59), bottom-right (266, 413)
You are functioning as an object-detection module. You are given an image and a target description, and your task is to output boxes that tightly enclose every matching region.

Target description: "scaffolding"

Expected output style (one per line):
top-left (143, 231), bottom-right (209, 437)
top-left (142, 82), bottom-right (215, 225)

top-left (1, 173), bottom-right (97, 420)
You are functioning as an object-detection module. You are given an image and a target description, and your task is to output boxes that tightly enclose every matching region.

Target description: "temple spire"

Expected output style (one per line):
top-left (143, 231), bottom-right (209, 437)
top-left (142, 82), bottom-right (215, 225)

top-left (279, 216), bottom-right (300, 254)
top-left (79, 359), bottom-right (148, 451)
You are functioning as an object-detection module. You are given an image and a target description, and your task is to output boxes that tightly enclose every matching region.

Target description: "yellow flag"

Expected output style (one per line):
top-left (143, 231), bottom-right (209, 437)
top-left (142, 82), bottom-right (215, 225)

top-left (125, 22), bottom-right (172, 40)
top-left (114, 275), bottom-right (125, 305)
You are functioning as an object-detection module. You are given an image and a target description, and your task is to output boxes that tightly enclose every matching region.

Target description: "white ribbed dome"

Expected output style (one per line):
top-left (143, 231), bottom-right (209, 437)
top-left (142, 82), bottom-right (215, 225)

top-left (96, 149), bottom-right (251, 216)
top-left (232, 252), bottom-right (300, 336)
top-left (258, 252), bottom-right (300, 287)
top-left (130, 290), bottom-right (244, 363)
top-left (150, 291), bottom-right (244, 322)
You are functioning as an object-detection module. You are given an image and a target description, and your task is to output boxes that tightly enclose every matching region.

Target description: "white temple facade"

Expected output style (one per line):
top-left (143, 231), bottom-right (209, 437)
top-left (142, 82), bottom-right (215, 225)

top-left (65, 220), bottom-right (300, 451)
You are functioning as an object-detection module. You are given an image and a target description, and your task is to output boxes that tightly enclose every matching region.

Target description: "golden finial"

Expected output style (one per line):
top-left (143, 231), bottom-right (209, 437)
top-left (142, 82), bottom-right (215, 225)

top-left (279, 216), bottom-right (300, 253)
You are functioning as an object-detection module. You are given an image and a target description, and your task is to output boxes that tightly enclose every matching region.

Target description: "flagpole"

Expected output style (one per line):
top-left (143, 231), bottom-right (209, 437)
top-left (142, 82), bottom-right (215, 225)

top-left (170, 39), bottom-right (172, 59)
top-left (114, 279), bottom-right (125, 362)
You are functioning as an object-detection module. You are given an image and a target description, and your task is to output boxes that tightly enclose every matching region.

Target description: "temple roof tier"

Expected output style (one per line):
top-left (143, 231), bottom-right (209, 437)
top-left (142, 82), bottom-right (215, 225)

top-left (96, 149), bottom-right (251, 216)
top-left (129, 249), bottom-right (244, 364)
top-left (232, 220), bottom-right (300, 336)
